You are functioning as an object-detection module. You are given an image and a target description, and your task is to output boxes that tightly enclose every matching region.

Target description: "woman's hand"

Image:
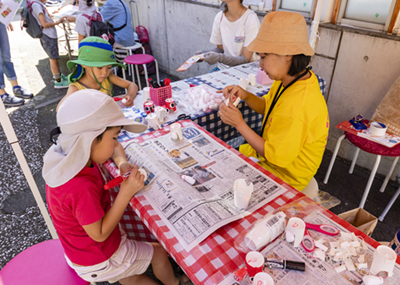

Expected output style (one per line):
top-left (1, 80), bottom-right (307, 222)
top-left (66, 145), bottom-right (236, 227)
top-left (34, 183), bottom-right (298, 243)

top-left (119, 162), bottom-right (134, 175)
top-left (219, 102), bottom-right (245, 129)
top-left (218, 85), bottom-right (249, 104)
top-left (120, 165), bottom-right (144, 198)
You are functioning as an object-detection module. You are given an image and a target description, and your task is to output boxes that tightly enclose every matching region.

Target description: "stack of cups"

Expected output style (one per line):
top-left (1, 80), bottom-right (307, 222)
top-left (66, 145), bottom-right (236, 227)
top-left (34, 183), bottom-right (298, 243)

top-left (245, 251), bottom-right (264, 280)
top-left (248, 73), bottom-right (256, 86)
top-left (147, 113), bottom-right (161, 130)
top-left (155, 106), bottom-right (166, 123)
top-left (240, 78), bottom-right (248, 90)
top-left (143, 87), bottom-right (151, 101)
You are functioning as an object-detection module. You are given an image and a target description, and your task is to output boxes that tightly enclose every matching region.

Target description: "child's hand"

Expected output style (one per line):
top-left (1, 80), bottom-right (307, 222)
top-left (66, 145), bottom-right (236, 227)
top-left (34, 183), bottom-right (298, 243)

top-left (120, 165), bottom-right (144, 198)
top-left (56, 17), bottom-right (65, 25)
top-left (119, 162), bottom-right (134, 175)
top-left (122, 94), bottom-right (134, 107)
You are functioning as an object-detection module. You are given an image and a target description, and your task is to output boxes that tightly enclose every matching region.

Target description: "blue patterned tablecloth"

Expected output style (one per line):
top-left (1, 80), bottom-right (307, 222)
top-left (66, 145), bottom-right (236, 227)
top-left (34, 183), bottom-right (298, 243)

top-left (118, 63), bottom-right (326, 145)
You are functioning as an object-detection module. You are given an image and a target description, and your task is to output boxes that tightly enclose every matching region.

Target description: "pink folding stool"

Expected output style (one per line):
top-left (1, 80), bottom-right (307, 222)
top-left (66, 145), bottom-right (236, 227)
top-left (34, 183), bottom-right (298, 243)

top-left (124, 54), bottom-right (160, 90)
top-left (0, 239), bottom-right (89, 285)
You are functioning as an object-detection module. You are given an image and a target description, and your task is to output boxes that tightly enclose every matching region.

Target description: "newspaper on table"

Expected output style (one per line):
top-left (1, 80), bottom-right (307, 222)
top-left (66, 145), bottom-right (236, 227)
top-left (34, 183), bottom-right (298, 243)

top-left (120, 124), bottom-right (287, 251)
top-left (196, 62), bottom-right (272, 95)
top-left (220, 211), bottom-right (400, 285)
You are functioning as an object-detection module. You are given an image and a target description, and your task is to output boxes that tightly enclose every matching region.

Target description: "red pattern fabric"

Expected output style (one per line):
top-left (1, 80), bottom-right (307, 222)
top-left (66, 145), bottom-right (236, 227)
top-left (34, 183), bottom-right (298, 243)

top-left (346, 132), bottom-right (400, 157)
top-left (102, 121), bottom-right (397, 284)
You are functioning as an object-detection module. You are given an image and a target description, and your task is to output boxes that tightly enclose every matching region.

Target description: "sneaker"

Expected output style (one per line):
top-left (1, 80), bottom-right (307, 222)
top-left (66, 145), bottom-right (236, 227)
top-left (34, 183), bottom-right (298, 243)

top-left (13, 86), bottom-right (33, 99)
top-left (1, 93), bottom-right (25, 107)
top-left (61, 73), bottom-right (69, 83)
top-left (54, 77), bottom-right (69, 89)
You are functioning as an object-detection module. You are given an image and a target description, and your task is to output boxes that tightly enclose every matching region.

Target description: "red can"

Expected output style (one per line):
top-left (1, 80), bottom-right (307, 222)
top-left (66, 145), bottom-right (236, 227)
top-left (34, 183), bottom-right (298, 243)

top-left (165, 98), bottom-right (177, 113)
top-left (144, 100), bottom-right (155, 114)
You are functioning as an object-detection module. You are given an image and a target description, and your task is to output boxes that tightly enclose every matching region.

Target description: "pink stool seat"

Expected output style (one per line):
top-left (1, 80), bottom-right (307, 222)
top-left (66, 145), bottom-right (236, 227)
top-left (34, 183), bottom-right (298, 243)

top-left (346, 133), bottom-right (400, 157)
top-left (124, 54), bottom-right (155, 65)
top-left (0, 239), bottom-right (89, 285)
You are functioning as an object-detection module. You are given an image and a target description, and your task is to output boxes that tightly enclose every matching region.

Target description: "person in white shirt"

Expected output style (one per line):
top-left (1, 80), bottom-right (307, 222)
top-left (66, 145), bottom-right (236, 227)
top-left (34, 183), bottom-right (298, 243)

top-left (197, 0), bottom-right (260, 71)
top-left (74, 0), bottom-right (99, 43)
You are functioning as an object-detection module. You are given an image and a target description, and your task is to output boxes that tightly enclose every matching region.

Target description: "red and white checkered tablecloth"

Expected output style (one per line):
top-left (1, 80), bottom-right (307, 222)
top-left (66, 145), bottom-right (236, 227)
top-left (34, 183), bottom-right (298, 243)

top-left (102, 120), bottom-right (394, 285)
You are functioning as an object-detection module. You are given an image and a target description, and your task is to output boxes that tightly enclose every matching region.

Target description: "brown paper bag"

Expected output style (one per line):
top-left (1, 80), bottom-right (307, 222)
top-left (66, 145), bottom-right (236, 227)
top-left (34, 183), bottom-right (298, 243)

top-left (338, 208), bottom-right (378, 236)
top-left (371, 74), bottom-right (400, 136)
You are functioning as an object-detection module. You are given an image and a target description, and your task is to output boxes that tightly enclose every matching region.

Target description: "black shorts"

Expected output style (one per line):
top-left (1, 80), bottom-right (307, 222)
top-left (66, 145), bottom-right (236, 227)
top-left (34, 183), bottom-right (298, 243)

top-left (39, 34), bottom-right (60, 60)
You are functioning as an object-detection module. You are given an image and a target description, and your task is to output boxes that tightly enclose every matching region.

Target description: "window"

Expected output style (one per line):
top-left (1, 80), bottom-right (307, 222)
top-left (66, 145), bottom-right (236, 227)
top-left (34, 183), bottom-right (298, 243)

top-left (275, 0), bottom-right (317, 19)
top-left (337, 0), bottom-right (397, 31)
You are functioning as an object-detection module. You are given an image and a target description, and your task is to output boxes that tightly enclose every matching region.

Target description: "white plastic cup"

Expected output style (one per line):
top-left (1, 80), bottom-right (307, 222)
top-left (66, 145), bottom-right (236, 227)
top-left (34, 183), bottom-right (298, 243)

top-left (239, 78), bottom-right (248, 90)
top-left (155, 106), bottom-right (166, 122)
top-left (147, 113), bottom-right (161, 130)
top-left (248, 73), bottom-right (256, 86)
top-left (370, 245), bottom-right (397, 277)
top-left (253, 272), bottom-right (274, 285)
top-left (285, 217), bottom-right (305, 247)
top-left (143, 87), bottom-right (151, 101)
top-left (233, 179), bottom-right (253, 209)
top-left (245, 251), bottom-right (264, 278)
top-left (170, 123), bottom-right (183, 140)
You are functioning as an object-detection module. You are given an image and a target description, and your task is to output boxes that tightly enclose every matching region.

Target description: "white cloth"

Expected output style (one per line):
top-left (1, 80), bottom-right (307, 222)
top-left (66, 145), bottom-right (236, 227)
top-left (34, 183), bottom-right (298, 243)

top-left (65, 232), bottom-right (154, 283)
top-left (31, 1), bottom-right (57, 39)
top-left (210, 9), bottom-right (260, 70)
top-left (74, 14), bottom-right (92, 37)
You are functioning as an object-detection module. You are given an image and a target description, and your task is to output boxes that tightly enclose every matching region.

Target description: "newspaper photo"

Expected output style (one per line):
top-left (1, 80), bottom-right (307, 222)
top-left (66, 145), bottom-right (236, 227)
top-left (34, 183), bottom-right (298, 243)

top-left (121, 125), bottom-right (287, 251)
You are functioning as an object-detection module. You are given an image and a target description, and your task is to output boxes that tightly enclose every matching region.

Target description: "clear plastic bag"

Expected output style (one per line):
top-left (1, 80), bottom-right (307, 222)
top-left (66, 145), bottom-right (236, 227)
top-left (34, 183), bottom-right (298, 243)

top-left (234, 197), bottom-right (328, 253)
top-left (174, 84), bottom-right (224, 115)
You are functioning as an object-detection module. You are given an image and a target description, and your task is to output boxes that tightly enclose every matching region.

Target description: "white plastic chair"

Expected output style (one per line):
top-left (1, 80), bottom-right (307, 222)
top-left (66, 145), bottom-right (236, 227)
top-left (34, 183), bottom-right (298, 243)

top-left (113, 42), bottom-right (144, 81)
top-left (379, 175), bottom-right (400, 221)
top-left (302, 177), bottom-right (319, 197)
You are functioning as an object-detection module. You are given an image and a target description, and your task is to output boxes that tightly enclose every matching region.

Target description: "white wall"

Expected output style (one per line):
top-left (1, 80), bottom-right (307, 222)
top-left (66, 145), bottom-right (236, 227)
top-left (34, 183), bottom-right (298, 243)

top-left (133, 0), bottom-right (400, 179)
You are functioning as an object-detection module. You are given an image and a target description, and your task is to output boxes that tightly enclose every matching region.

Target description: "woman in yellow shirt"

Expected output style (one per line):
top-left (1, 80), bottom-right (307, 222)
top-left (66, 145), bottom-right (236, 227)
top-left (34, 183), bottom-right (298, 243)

top-left (219, 12), bottom-right (329, 191)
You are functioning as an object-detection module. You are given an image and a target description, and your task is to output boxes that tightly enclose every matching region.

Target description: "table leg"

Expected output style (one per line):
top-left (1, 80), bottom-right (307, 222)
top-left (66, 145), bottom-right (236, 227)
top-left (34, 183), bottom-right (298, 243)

top-left (379, 156), bottom-right (399, 193)
top-left (324, 134), bottom-right (346, 184)
top-left (349, 147), bottom-right (360, 174)
top-left (379, 185), bottom-right (400, 221)
top-left (359, 155), bottom-right (381, 209)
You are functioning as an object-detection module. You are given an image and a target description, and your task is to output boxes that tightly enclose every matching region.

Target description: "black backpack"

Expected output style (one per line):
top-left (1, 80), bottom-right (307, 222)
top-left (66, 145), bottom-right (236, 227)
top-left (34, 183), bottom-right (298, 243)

top-left (83, 12), bottom-right (116, 46)
top-left (20, 0), bottom-right (45, 39)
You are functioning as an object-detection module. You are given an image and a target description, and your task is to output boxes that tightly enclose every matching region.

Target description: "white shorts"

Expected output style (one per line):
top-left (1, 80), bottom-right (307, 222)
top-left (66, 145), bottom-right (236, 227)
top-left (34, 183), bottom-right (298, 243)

top-left (65, 233), bottom-right (154, 283)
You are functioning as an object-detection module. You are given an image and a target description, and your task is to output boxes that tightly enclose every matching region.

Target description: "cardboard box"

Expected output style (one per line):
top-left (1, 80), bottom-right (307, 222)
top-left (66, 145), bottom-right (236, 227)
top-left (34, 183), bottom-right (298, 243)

top-left (338, 208), bottom-right (378, 236)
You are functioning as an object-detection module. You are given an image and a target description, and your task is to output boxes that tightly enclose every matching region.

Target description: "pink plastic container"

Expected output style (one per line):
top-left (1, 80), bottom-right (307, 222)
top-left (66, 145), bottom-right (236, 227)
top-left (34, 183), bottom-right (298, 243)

top-left (256, 68), bottom-right (274, 85)
top-left (150, 85), bottom-right (172, 106)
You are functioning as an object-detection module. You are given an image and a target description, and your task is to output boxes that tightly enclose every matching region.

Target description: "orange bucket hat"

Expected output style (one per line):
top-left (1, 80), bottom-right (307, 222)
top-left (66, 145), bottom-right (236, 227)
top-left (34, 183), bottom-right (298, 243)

top-left (247, 11), bottom-right (314, 56)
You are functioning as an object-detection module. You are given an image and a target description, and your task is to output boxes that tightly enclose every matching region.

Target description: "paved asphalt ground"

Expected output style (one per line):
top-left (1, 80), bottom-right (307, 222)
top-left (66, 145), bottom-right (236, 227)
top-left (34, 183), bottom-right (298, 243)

top-left (1, 14), bottom-right (400, 284)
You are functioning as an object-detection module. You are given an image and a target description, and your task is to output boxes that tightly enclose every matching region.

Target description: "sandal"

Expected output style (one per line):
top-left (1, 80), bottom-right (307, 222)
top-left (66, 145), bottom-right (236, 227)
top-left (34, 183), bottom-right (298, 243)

top-left (177, 274), bottom-right (193, 285)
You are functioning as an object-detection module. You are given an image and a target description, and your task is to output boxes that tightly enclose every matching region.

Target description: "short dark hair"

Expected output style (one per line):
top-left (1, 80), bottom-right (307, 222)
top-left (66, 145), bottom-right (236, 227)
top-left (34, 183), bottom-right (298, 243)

top-left (96, 126), bottom-right (116, 142)
top-left (221, 0), bottom-right (244, 13)
top-left (288, 54), bottom-right (311, 76)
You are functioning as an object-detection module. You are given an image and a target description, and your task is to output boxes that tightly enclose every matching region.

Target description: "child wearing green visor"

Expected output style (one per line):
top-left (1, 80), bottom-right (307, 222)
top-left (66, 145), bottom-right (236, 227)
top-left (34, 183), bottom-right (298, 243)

top-left (57, 37), bottom-right (138, 111)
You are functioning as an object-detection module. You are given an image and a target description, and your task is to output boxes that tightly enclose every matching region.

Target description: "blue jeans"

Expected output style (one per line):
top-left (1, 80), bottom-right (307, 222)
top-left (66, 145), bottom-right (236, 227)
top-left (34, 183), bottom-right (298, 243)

top-left (0, 23), bottom-right (17, 90)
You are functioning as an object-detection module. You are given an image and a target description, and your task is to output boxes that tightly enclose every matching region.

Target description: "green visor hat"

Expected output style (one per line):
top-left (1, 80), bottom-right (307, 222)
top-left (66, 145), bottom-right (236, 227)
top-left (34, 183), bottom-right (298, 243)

top-left (67, 37), bottom-right (125, 83)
